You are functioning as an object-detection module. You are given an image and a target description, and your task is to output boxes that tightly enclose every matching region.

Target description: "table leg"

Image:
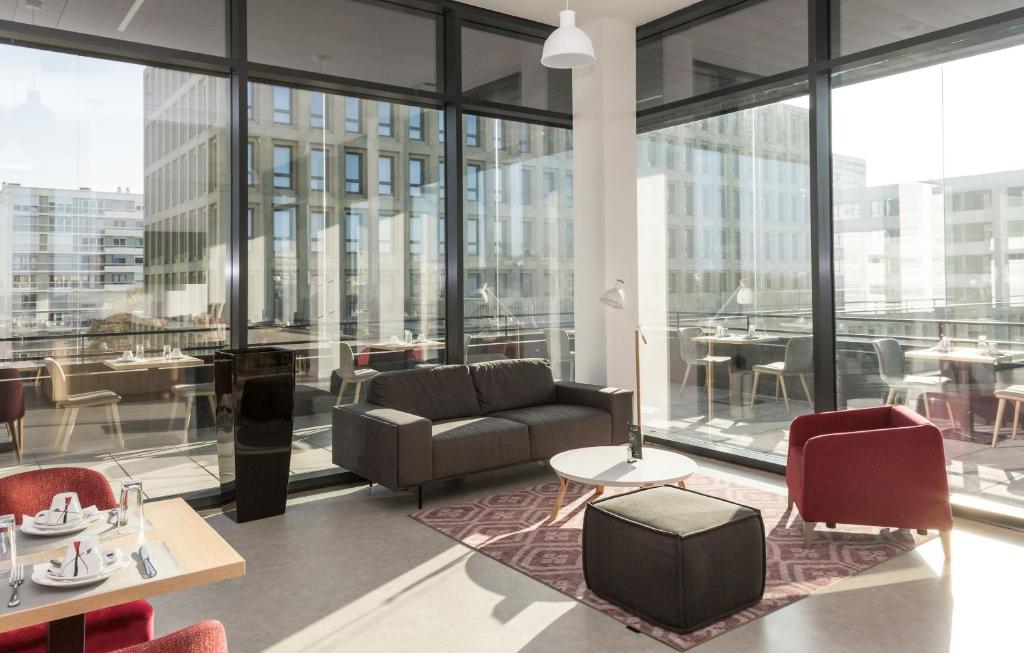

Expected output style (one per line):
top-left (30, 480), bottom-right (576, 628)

top-left (594, 485), bottom-right (604, 495)
top-left (47, 614), bottom-right (85, 653)
top-left (551, 476), bottom-right (569, 519)
top-left (677, 479), bottom-right (687, 489)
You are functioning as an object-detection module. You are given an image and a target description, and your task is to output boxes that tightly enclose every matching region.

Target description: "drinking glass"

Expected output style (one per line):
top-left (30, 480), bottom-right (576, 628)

top-left (118, 481), bottom-right (144, 533)
top-left (163, 345), bottom-right (172, 360)
top-left (0, 514), bottom-right (15, 576)
top-left (136, 344), bottom-right (145, 360)
top-left (977, 335), bottom-right (988, 351)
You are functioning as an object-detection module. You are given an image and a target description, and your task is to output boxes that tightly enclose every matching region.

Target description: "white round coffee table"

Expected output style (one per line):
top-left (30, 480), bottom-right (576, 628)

top-left (548, 446), bottom-right (698, 518)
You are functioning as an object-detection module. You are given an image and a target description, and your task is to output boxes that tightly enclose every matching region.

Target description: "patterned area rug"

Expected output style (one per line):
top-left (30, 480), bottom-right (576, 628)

top-left (411, 473), bottom-right (935, 651)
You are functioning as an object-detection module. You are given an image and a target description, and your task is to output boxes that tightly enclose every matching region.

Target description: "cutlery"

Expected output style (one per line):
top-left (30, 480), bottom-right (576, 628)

top-left (139, 546), bottom-right (157, 579)
top-left (7, 564), bottom-right (23, 608)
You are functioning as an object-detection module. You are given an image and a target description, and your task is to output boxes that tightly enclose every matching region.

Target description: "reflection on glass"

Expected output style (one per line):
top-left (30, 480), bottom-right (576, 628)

top-left (248, 84), bottom-right (446, 477)
top-left (637, 98), bottom-right (813, 454)
top-left (832, 42), bottom-right (1024, 509)
top-left (0, 44), bottom-right (230, 497)
top-left (462, 116), bottom-right (574, 379)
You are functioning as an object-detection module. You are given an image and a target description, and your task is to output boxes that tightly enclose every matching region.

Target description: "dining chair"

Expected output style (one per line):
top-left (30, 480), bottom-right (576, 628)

top-left (110, 619), bottom-right (227, 653)
top-left (169, 383), bottom-right (217, 443)
top-left (750, 336), bottom-right (813, 414)
top-left (335, 342), bottom-right (379, 405)
top-left (545, 328), bottom-right (575, 381)
top-left (676, 327), bottom-right (729, 398)
top-left (43, 357), bottom-right (125, 452)
top-left (0, 367), bottom-right (25, 460)
top-left (0, 468), bottom-right (155, 653)
top-left (871, 338), bottom-right (949, 417)
top-left (992, 385), bottom-right (1024, 447)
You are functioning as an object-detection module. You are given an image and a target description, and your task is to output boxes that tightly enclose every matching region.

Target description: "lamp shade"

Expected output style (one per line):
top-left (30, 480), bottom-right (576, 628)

top-left (541, 10), bottom-right (595, 69)
top-left (600, 279), bottom-right (625, 309)
top-left (737, 278), bottom-right (754, 305)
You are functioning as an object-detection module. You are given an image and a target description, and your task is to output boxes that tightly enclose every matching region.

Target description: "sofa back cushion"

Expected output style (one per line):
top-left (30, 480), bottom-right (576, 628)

top-left (368, 365), bottom-right (480, 421)
top-left (470, 358), bottom-right (556, 414)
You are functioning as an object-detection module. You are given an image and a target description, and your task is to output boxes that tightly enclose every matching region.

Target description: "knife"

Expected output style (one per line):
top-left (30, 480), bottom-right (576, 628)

top-left (139, 546), bottom-right (157, 579)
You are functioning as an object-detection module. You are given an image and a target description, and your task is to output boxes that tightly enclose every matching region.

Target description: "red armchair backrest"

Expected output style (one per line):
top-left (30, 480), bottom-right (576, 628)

top-left (0, 467), bottom-right (116, 525)
top-left (0, 368), bottom-right (25, 423)
top-left (111, 619), bottom-right (227, 653)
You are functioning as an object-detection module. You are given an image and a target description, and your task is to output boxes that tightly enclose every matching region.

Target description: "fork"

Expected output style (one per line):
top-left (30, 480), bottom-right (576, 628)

top-left (7, 564), bottom-right (23, 608)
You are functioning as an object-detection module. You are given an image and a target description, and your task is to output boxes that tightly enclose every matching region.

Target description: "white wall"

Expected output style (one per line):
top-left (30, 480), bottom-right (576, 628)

top-left (572, 17), bottom-right (638, 401)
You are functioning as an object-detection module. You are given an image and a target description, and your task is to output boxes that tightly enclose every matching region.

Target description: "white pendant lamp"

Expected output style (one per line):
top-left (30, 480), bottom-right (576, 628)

top-left (541, 2), bottom-right (595, 69)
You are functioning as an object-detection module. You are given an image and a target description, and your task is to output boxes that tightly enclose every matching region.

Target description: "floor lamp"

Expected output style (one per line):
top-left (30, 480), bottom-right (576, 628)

top-left (600, 279), bottom-right (647, 461)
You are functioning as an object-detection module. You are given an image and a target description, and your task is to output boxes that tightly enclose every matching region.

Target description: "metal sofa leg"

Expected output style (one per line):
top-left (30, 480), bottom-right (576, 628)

top-left (417, 485), bottom-right (423, 510)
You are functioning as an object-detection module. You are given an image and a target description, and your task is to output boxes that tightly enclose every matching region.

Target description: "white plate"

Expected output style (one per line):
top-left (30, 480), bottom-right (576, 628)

top-left (32, 550), bottom-right (131, 588)
top-left (21, 512), bottom-right (103, 537)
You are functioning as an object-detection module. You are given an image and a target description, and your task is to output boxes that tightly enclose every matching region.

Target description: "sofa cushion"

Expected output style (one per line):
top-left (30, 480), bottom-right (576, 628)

top-left (431, 417), bottom-right (530, 479)
top-left (491, 404), bottom-right (611, 460)
top-left (368, 365), bottom-right (480, 421)
top-left (469, 358), bottom-right (557, 414)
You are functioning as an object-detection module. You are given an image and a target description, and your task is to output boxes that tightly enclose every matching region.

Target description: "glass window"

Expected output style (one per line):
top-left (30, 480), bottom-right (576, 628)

top-left (248, 0), bottom-right (438, 89)
top-left (378, 155), bottom-right (394, 195)
top-left (1, 0), bottom-right (226, 55)
top-left (637, 96), bottom-right (813, 450)
top-left (832, 40), bottom-right (1024, 510)
top-left (247, 142), bottom-right (256, 186)
top-left (273, 86), bottom-right (292, 124)
top-left (378, 102), bottom-right (393, 137)
top-left (409, 107), bottom-right (424, 140)
top-left (461, 26), bottom-right (572, 113)
top-left (311, 92), bottom-right (326, 129)
top-left (345, 152), bottom-right (364, 194)
top-left (345, 97), bottom-right (362, 133)
top-left (463, 115), bottom-right (575, 378)
top-left (409, 158), bottom-right (425, 197)
top-left (248, 84), bottom-right (447, 484)
top-left (0, 43), bottom-right (229, 495)
top-left (636, 0), bottom-right (807, 110)
top-left (310, 148), bottom-right (326, 191)
top-left (273, 144), bottom-right (293, 188)
top-left (466, 115), bottom-right (480, 147)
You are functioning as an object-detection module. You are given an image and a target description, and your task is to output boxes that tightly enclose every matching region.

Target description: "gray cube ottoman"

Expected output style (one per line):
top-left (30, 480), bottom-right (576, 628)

top-left (582, 485), bottom-right (765, 633)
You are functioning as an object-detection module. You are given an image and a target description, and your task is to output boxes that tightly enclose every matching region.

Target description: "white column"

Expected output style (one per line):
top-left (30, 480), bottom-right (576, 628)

top-left (572, 17), bottom-right (638, 396)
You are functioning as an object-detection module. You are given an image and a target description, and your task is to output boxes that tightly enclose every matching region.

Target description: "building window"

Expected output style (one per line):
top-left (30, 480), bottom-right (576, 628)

top-left (273, 144), bottom-right (293, 188)
top-left (246, 80), bottom-right (254, 120)
top-left (494, 119), bottom-right (505, 150)
top-left (246, 141), bottom-right (256, 186)
top-left (273, 208), bottom-right (295, 253)
top-left (466, 115), bottom-right (479, 147)
top-left (409, 106), bottom-right (423, 140)
top-left (378, 102), bottom-right (393, 137)
top-left (409, 158), bottom-right (425, 197)
top-left (378, 155), bottom-right (394, 195)
top-left (310, 209), bottom-right (325, 252)
top-left (345, 209), bottom-right (364, 253)
top-left (467, 217), bottom-right (479, 256)
top-left (345, 97), bottom-right (361, 132)
top-left (518, 123), bottom-right (530, 153)
top-left (272, 86), bottom-right (292, 124)
top-left (520, 168), bottom-right (533, 204)
top-left (409, 214), bottom-right (422, 255)
top-left (466, 163), bottom-right (481, 202)
top-left (439, 161), bottom-right (445, 199)
top-left (310, 147), bottom-right (326, 191)
top-left (310, 91), bottom-right (326, 129)
top-left (379, 214), bottom-right (393, 253)
top-left (345, 151), bottom-right (364, 194)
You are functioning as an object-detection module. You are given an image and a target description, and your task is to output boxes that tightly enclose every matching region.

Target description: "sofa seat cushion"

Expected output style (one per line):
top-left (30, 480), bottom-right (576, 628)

top-left (491, 404), bottom-right (611, 460)
top-left (369, 365), bottom-right (480, 421)
top-left (470, 359), bottom-right (557, 413)
top-left (431, 417), bottom-right (530, 480)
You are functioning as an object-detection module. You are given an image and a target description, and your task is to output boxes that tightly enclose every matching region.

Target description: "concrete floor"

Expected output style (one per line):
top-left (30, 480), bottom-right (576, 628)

top-left (149, 455), bottom-right (1024, 652)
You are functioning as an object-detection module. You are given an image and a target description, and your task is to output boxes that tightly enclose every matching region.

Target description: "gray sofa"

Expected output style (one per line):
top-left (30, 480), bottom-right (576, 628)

top-left (332, 358), bottom-right (633, 504)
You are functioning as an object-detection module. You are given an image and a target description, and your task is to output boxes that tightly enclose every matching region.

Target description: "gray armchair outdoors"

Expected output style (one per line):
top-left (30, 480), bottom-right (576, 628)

top-left (750, 336), bottom-right (813, 413)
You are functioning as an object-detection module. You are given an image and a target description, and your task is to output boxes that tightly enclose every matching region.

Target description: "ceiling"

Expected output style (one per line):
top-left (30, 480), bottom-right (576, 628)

top-left (457, 1), bottom-right (699, 27)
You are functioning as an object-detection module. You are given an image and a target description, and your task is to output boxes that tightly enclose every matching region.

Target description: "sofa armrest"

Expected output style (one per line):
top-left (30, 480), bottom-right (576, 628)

top-left (555, 381), bottom-right (633, 444)
top-left (790, 406), bottom-right (895, 449)
top-left (332, 403), bottom-right (432, 490)
top-left (799, 424), bottom-right (952, 530)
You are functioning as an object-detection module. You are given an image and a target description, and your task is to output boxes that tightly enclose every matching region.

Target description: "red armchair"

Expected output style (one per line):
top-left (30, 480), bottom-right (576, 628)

top-left (111, 620), bottom-right (228, 653)
top-left (786, 405), bottom-right (952, 557)
top-left (0, 468), bottom-right (155, 653)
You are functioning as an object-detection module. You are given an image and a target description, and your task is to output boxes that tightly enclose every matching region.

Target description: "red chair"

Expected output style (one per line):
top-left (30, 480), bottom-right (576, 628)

top-left (0, 468), bottom-right (154, 653)
top-left (0, 367), bottom-right (25, 459)
top-left (111, 620), bottom-right (228, 653)
top-left (786, 405), bottom-right (953, 557)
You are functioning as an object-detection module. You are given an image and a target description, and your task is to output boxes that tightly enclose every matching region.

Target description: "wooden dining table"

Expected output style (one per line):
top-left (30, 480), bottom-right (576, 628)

top-left (0, 498), bottom-right (244, 653)
top-left (693, 334), bottom-right (778, 419)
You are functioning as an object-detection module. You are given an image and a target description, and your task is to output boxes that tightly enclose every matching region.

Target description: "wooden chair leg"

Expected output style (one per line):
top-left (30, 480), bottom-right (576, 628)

top-left (17, 418), bottom-right (24, 459)
top-left (207, 396), bottom-right (217, 422)
top-left (799, 374), bottom-right (812, 404)
top-left (678, 364), bottom-right (691, 398)
top-left (779, 376), bottom-right (791, 414)
top-left (885, 387), bottom-right (896, 405)
top-left (109, 402), bottom-right (125, 448)
top-left (944, 398), bottom-right (958, 431)
top-left (354, 382), bottom-right (363, 403)
top-left (803, 521), bottom-right (815, 546)
top-left (4, 422), bottom-right (16, 461)
top-left (336, 381), bottom-right (349, 406)
top-left (750, 371), bottom-right (760, 407)
top-left (182, 395), bottom-right (195, 441)
top-left (60, 408), bottom-right (79, 453)
top-left (923, 393), bottom-right (932, 419)
top-left (1013, 401), bottom-right (1022, 441)
top-left (168, 396), bottom-right (181, 434)
top-left (940, 530), bottom-right (952, 559)
top-left (992, 398), bottom-right (1007, 447)
top-left (774, 376), bottom-right (780, 402)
